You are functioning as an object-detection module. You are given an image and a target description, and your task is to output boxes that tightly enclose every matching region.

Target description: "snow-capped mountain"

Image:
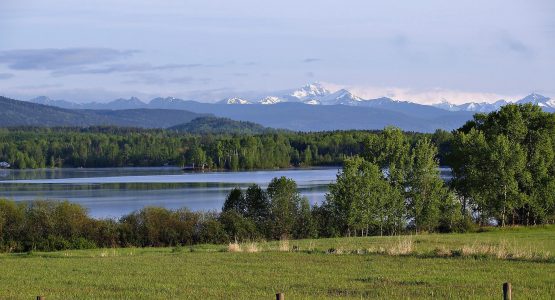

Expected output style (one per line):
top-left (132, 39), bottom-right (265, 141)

top-left (358, 97), bottom-right (400, 107)
top-left (433, 99), bottom-right (500, 112)
top-left (148, 96), bottom-right (188, 108)
top-left (433, 100), bottom-right (462, 112)
top-left (25, 85), bottom-right (553, 116)
top-left (435, 99), bottom-right (509, 113)
top-left (303, 99), bottom-right (321, 105)
top-left (457, 100), bottom-right (509, 112)
top-left (19, 86), bottom-right (555, 133)
top-left (219, 97), bottom-right (252, 105)
top-left (321, 89), bottom-right (364, 105)
top-left (433, 93), bottom-right (553, 113)
top-left (220, 83), bottom-right (366, 106)
top-left (289, 83), bottom-right (331, 100)
top-left (516, 93), bottom-right (555, 109)
top-left (259, 96), bottom-right (285, 105)
top-left (150, 96), bottom-right (182, 105)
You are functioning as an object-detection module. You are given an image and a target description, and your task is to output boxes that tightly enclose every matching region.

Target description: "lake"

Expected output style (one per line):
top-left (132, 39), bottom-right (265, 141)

top-left (0, 167), bottom-right (453, 219)
top-left (0, 167), bottom-right (339, 218)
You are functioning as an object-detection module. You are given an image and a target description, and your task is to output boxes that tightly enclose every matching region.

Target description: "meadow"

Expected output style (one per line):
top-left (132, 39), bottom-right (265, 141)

top-left (0, 226), bottom-right (553, 299)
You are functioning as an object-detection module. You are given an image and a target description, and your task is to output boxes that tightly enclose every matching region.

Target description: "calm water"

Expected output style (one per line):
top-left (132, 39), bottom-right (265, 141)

top-left (0, 167), bottom-right (338, 218)
top-left (0, 167), bottom-right (453, 219)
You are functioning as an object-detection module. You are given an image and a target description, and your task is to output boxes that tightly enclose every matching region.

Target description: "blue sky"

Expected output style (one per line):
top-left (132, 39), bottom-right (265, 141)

top-left (0, 0), bottom-right (553, 104)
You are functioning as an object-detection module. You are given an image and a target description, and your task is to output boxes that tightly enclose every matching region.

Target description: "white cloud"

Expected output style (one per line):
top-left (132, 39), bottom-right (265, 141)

top-left (319, 82), bottom-right (524, 105)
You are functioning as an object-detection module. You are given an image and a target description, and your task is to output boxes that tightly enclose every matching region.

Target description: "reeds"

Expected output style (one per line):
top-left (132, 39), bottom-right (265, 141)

top-left (224, 236), bottom-right (552, 262)
top-left (278, 239), bottom-right (290, 252)
top-left (227, 241), bottom-right (242, 252)
top-left (227, 241), bottom-right (259, 253)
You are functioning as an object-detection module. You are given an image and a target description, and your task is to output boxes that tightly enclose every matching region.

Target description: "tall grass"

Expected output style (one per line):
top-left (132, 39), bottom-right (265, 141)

top-left (223, 232), bottom-right (554, 262)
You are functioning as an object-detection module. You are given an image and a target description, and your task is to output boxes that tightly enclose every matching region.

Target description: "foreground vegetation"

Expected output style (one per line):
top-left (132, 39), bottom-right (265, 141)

top-left (0, 226), bottom-right (553, 299)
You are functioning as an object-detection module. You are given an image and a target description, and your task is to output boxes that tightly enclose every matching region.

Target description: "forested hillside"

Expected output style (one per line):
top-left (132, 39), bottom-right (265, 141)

top-left (0, 96), bottom-right (204, 128)
top-left (169, 116), bottom-right (273, 135)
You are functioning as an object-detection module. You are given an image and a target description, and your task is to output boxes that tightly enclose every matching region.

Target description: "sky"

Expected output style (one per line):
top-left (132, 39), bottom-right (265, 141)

top-left (0, 0), bottom-right (553, 104)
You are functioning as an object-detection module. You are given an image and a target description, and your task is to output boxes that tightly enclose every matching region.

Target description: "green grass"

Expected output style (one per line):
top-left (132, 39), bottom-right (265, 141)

top-left (1, 226), bottom-right (554, 299)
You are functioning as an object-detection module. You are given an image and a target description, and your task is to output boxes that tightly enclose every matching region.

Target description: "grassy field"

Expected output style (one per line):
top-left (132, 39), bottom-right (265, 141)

top-left (1, 226), bottom-right (554, 299)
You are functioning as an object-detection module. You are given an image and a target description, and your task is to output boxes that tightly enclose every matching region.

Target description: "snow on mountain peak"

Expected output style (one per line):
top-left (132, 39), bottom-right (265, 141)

top-left (161, 96), bottom-right (179, 103)
top-left (259, 96), bottom-right (284, 105)
top-left (322, 89), bottom-right (364, 105)
top-left (335, 89), bottom-right (362, 101)
top-left (517, 93), bottom-right (551, 106)
top-left (290, 82), bottom-right (331, 100)
top-left (430, 95), bottom-right (551, 113)
top-left (221, 97), bottom-right (252, 105)
top-left (303, 99), bottom-right (321, 105)
top-left (433, 99), bottom-right (461, 111)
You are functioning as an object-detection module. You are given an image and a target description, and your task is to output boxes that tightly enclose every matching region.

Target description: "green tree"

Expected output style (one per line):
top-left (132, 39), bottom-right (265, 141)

top-left (267, 177), bottom-right (302, 239)
top-left (326, 156), bottom-right (405, 236)
top-left (407, 138), bottom-right (448, 233)
top-left (365, 127), bottom-right (411, 189)
top-left (244, 184), bottom-right (271, 236)
top-left (488, 135), bottom-right (526, 226)
top-left (293, 198), bottom-right (316, 239)
top-left (450, 104), bottom-right (555, 226)
top-left (222, 187), bottom-right (246, 215)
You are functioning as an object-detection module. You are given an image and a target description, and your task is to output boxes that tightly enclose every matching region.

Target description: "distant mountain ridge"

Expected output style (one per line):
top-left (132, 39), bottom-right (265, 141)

top-left (432, 93), bottom-right (554, 113)
top-left (1, 94), bottom-right (475, 132)
top-left (28, 83), bottom-right (553, 114)
top-left (8, 83), bottom-right (552, 133)
top-left (0, 96), bottom-right (204, 128)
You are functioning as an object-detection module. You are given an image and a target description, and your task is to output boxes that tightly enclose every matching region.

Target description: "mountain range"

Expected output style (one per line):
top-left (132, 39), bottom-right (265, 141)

top-left (29, 83), bottom-right (554, 114)
top-left (0, 94), bottom-right (471, 132)
top-left (432, 93), bottom-right (554, 113)
top-left (1, 83), bottom-right (551, 132)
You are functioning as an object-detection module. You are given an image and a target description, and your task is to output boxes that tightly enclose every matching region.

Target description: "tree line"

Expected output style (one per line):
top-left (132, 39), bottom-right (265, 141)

top-left (0, 126), bottom-right (431, 170)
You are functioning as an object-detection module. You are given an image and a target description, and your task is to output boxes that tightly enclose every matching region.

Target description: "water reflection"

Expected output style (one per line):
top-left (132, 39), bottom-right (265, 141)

top-left (0, 168), bottom-right (337, 218)
top-left (0, 167), bottom-right (452, 219)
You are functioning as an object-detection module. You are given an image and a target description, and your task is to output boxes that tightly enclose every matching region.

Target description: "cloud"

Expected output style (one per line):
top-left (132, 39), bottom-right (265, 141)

top-left (302, 58), bottom-right (321, 63)
top-left (52, 63), bottom-right (206, 76)
top-left (0, 48), bottom-right (219, 77)
top-left (319, 82), bottom-right (522, 105)
top-left (14, 83), bottom-right (64, 90)
top-left (0, 73), bottom-right (14, 79)
top-left (121, 73), bottom-right (211, 85)
top-left (497, 33), bottom-right (532, 56)
top-left (0, 48), bottom-right (137, 70)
